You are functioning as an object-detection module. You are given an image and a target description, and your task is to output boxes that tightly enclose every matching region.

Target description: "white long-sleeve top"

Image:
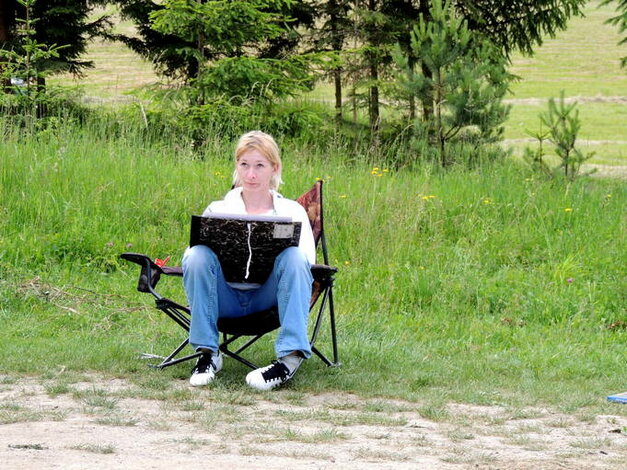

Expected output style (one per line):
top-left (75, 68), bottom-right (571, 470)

top-left (202, 187), bottom-right (316, 265)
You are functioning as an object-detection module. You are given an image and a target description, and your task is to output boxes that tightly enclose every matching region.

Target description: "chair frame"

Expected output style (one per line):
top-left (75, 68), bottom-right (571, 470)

top-left (121, 180), bottom-right (339, 370)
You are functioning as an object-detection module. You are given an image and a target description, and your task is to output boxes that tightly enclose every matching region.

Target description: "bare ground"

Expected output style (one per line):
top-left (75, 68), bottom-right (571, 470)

top-left (503, 96), bottom-right (627, 105)
top-left (1, 374), bottom-right (626, 470)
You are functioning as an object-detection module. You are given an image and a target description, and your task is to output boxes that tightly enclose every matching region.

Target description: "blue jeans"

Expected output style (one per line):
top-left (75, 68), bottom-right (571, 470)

top-left (182, 245), bottom-right (313, 359)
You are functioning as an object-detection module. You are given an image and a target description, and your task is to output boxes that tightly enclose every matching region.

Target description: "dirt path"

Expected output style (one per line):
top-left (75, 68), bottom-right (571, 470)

top-left (1, 374), bottom-right (625, 469)
top-left (503, 96), bottom-right (627, 105)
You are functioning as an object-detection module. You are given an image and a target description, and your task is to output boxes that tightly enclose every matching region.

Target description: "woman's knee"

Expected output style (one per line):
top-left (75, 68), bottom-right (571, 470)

top-left (182, 245), bottom-right (219, 271)
top-left (276, 247), bottom-right (309, 267)
top-left (275, 247), bottom-right (312, 279)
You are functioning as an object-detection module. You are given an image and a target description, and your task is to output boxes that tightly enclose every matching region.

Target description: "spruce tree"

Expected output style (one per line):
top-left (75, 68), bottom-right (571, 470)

top-left (0, 0), bottom-right (110, 86)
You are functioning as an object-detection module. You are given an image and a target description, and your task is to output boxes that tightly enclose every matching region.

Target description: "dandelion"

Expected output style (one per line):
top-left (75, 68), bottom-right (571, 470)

top-left (421, 195), bottom-right (437, 201)
top-left (482, 198), bottom-right (493, 205)
top-left (339, 194), bottom-right (347, 199)
top-left (343, 260), bottom-right (351, 266)
top-left (564, 208), bottom-right (573, 212)
top-left (605, 194), bottom-right (612, 199)
top-left (315, 177), bottom-right (322, 181)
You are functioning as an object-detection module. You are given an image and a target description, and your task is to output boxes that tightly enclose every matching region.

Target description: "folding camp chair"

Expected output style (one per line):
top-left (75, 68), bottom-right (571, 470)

top-left (120, 180), bottom-right (339, 370)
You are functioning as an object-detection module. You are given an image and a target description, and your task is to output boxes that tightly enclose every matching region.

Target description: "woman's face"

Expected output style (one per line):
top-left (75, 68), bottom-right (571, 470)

top-left (236, 149), bottom-right (278, 193)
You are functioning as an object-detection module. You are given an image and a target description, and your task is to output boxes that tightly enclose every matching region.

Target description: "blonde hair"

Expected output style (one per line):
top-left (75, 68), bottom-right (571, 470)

top-left (232, 130), bottom-right (283, 190)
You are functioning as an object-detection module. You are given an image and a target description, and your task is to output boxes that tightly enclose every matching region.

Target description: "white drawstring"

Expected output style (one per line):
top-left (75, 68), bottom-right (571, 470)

top-left (245, 222), bottom-right (253, 280)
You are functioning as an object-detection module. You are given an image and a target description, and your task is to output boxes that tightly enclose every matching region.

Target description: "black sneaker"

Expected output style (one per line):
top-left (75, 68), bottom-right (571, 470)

top-left (245, 358), bottom-right (300, 391)
top-left (189, 351), bottom-right (222, 387)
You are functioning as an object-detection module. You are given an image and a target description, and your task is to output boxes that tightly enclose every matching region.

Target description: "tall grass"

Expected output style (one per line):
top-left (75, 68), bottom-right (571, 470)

top-left (1, 119), bottom-right (625, 410)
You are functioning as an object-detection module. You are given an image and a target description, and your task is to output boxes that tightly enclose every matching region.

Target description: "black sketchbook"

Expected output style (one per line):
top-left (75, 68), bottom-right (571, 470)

top-left (190, 214), bottom-right (302, 284)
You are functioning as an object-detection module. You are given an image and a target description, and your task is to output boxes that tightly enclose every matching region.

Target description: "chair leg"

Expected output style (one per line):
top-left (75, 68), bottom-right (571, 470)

top-left (151, 351), bottom-right (203, 369)
top-left (308, 286), bottom-right (340, 367)
top-left (141, 338), bottom-right (201, 369)
top-left (219, 333), bottom-right (263, 370)
top-left (327, 288), bottom-right (340, 365)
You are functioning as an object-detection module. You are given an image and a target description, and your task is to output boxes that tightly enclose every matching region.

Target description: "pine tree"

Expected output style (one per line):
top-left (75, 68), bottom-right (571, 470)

top-left (144, 0), bottom-right (314, 104)
top-left (3, 0), bottom-right (109, 76)
top-left (0, 0), bottom-right (110, 90)
top-left (110, 0), bottom-right (314, 84)
top-left (395, 0), bottom-right (511, 166)
top-left (345, 0), bottom-right (587, 135)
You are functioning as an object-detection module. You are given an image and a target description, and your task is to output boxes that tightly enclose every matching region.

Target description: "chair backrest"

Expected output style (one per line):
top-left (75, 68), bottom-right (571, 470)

top-left (296, 180), bottom-right (329, 265)
top-left (296, 180), bottom-right (323, 245)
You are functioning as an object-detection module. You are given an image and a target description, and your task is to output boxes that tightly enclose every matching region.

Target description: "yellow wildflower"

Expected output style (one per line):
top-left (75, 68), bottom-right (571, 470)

top-left (564, 208), bottom-right (573, 212)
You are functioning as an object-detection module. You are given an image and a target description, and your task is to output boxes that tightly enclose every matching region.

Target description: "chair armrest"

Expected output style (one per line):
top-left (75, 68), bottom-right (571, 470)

top-left (120, 252), bottom-right (163, 293)
top-left (121, 253), bottom-right (334, 293)
top-left (311, 263), bottom-right (338, 282)
top-left (161, 266), bottom-right (183, 276)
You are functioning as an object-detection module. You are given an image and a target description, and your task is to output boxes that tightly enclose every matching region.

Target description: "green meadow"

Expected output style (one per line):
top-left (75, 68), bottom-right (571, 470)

top-left (504, 1), bottom-right (627, 165)
top-left (1, 0), bottom-right (625, 415)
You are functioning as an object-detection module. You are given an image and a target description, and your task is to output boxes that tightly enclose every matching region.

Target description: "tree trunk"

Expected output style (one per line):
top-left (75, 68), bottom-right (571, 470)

top-left (407, 55), bottom-right (416, 121)
top-left (421, 62), bottom-right (434, 122)
top-left (351, 85), bottom-right (357, 123)
top-left (434, 67), bottom-right (446, 167)
top-left (367, 0), bottom-right (379, 135)
top-left (334, 68), bottom-right (342, 124)
top-left (196, 0), bottom-right (205, 106)
top-left (369, 60), bottom-right (379, 134)
top-left (418, 0), bottom-right (433, 123)
top-left (330, 0), bottom-right (343, 126)
top-left (0, 1), bottom-right (13, 42)
top-left (0, 0), bottom-right (16, 92)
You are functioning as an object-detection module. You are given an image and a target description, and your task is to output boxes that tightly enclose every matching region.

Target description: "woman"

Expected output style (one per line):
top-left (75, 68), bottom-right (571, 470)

top-left (182, 130), bottom-right (315, 391)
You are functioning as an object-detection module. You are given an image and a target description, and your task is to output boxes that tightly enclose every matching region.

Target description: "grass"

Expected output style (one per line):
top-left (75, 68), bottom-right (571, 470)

top-left (0, 403), bottom-right (67, 424)
top-left (507, 2), bottom-right (626, 99)
top-left (69, 443), bottom-right (116, 454)
top-left (0, 121), bottom-right (625, 414)
top-left (494, 0), bottom-right (627, 166)
top-left (49, 8), bottom-right (159, 100)
top-left (504, 101), bottom-right (627, 164)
